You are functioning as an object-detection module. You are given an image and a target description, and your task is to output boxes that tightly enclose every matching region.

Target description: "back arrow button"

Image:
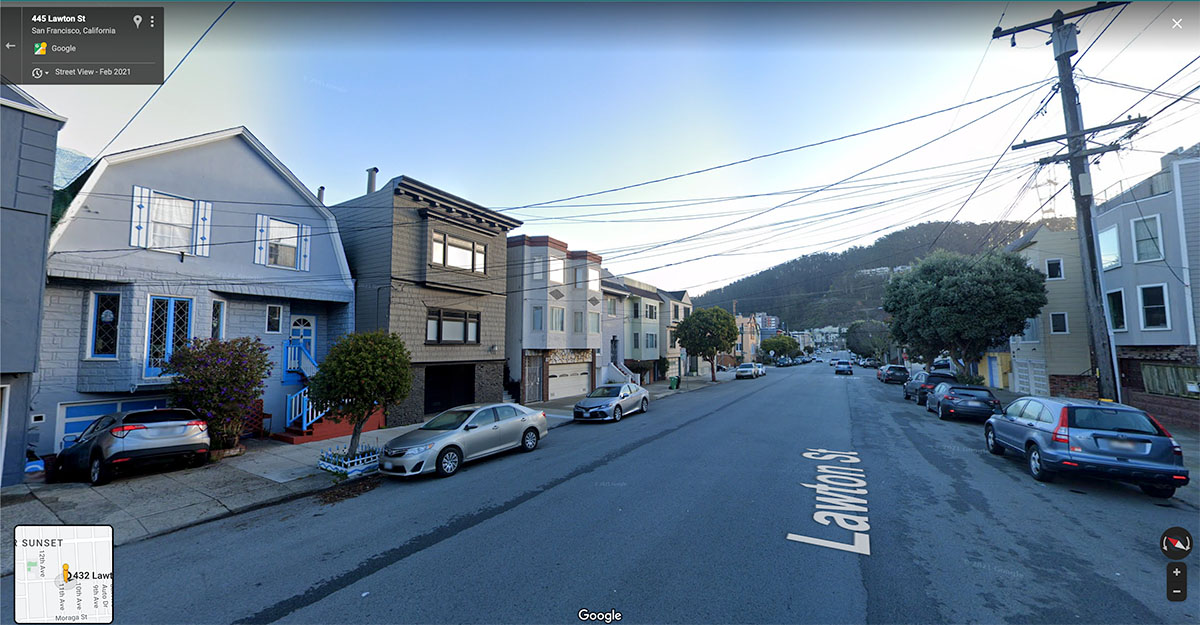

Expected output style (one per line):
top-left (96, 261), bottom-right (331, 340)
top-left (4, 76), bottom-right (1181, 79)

top-left (4, 43), bottom-right (15, 49)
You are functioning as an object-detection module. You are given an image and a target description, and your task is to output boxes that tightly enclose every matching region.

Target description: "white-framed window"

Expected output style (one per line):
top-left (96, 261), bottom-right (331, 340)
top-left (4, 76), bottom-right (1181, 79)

top-left (574, 267), bottom-right (587, 288)
top-left (88, 292), bottom-right (121, 359)
top-left (1019, 317), bottom-right (1040, 343)
top-left (1045, 258), bottom-right (1064, 280)
top-left (673, 304), bottom-right (680, 320)
top-left (1131, 215), bottom-right (1164, 263)
top-left (606, 297), bottom-right (617, 317)
top-left (587, 268), bottom-right (600, 292)
top-left (145, 295), bottom-right (192, 377)
top-left (532, 306), bottom-right (544, 331)
top-left (432, 232), bottom-right (486, 273)
top-left (267, 218), bottom-right (300, 269)
top-left (265, 305), bottom-right (283, 334)
top-left (426, 308), bottom-right (481, 344)
top-left (1098, 225), bottom-right (1121, 270)
top-left (632, 333), bottom-right (639, 349)
top-left (1049, 312), bottom-right (1069, 334)
top-left (550, 307), bottom-right (565, 332)
top-left (211, 299), bottom-right (226, 339)
top-left (1138, 284), bottom-right (1171, 330)
top-left (683, 307), bottom-right (691, 318)
top-left (148, 191), bottom-right (195, 252)
top-left (1106, 289), bottom-right (1126, 332)
top-left (531, 255), bottom-right (545, 281)
top-left (548, 258), bottom-right (564, 284)
top-left (646, 333), bottom-right (657, 349)
top-left (573, 311), bottom-right (585, 333)
top-left (645, 304), bottom-right (657, 320)
top-left (588, 312), bottom-right (600, 333)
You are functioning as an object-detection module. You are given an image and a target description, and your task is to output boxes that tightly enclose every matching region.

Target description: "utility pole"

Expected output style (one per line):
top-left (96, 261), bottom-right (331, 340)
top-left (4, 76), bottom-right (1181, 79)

top-left (997, 2), bottom-right (1143, 401)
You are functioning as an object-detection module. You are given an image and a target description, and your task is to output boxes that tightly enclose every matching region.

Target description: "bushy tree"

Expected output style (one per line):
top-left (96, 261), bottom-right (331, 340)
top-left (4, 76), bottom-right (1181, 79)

top-left (308, 331), bottom-right (412, 459)
top-left (883, 250), bottom-right (1047, 370)
top-left (846, 320), bottom-right (891, 360)
top-left (166, 337), bottom-right (273, 450)
top-left (760, 335), bottom-right (801, 360)
top-left (675, 307), bottom-right (738, 381)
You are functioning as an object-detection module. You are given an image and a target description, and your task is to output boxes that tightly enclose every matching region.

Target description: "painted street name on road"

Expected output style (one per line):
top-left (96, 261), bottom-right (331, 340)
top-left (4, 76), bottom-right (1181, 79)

top-left (786, 449), bottom-right (871, 555)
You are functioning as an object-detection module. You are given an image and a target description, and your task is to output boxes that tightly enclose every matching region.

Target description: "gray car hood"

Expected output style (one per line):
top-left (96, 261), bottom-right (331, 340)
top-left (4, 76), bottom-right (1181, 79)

top-left (384, 428), bottom-right (454, 451)
top-left (575, 396), bottom-right (620, 409)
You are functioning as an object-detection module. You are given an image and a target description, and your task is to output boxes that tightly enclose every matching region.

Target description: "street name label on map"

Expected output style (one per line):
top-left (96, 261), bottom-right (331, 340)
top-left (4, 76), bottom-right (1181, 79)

top-left (786, 449), bottom-right (872, 555)
top-left (13, 525), bottom-right (114, 624)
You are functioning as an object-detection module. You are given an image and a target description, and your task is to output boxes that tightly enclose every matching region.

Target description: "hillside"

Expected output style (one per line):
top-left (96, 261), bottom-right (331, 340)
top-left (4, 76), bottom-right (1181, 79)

top-left (693, 218), bottom-right (1075, 330)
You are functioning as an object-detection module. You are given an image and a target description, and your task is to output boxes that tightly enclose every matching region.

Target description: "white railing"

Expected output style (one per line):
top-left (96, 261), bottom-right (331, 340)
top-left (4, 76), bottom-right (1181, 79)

top-left (284, 339), bottom-right (318, 379)
top-left (286, 386), bottom-right (328, 430)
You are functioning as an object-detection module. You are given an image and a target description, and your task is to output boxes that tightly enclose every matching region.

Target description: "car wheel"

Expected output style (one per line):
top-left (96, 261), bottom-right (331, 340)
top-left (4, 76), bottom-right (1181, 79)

top-left (88, 455), bottom-right (111, 486)
top-left (640, 398), bottom-right (648, 414)
top-left (917, 393), bottom-right (927, 406)
top-left (926, 398), bottom-right (934, 413)
top-left (612, 405), bottom-right (623, 422)
top-left (903, 387), bottom-right (910, 400)
top-left (520, 428), bottom-right (539, 452)
top-left (436, 447), bottom-right (461, 478)
top-left (191, 452), bottom-right (208, 468)
top-left (1027, 444), bottom-right (1054, 482)
top-left (938, 404), bottom-right (949, 420)
top-left (1140, 484), bottom-right (1176, 499)
top-left (985, 426), bottom-right (1004, 456)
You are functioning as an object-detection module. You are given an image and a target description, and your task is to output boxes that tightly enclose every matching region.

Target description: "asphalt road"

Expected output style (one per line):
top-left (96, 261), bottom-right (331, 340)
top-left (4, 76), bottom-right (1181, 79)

top-left (4, 356), bottom-right (1197, 624)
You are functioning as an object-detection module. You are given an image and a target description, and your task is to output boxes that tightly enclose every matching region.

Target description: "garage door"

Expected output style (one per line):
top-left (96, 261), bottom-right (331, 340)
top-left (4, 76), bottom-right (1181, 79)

top-left (1012, 359), bottom-right (1049, 396)
top-left (548, 363), bottom-right (590, 400)
top-left (56, 397), bottom-right (168, 452)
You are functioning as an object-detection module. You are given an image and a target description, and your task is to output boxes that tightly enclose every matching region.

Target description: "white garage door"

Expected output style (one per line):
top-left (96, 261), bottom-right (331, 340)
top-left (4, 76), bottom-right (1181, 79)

top-left (1012, 359), bottom-right (1049, 396)
top-left (548, 363), bottom-right (590, 400)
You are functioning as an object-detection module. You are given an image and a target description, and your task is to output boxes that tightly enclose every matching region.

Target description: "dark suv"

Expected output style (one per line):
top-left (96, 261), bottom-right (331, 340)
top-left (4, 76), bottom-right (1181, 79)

top-left (984, 397), bottom-right (1188, 498)
top-left (903, 370), bottom-right (957, 405)
top-left (877, 365), bottom-right (910, 384)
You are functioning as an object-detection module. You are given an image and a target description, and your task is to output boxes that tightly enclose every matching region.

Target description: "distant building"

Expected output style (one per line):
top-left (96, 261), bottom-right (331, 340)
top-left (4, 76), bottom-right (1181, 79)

top-left (735, 314), bottom-right (760, 362)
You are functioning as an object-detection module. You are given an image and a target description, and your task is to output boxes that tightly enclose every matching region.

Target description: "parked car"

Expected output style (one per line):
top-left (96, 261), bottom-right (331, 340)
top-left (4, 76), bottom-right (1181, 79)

top-left (756, 363), bottom-right (767, 376)
top-left (379, 403), bottom-right (548, 478)
top-left (926, 383), bottom-right (1002, 420)
top-left (877, 365), bottom-right (910, 384)
top-left (736, 363), bottom-right (759, 379)
top-left (573, 383), bottom-right (650, 422)
top-left (829, 359), bottom-right (837, 367)
top-left (984, 397), bottom-right (1189, 498)
top-left (54, 408), bottom-right (210, 486)
top-left (902, 370), bottom-right (958, 405)
top-left (814, 358), bottom-right (824, 363)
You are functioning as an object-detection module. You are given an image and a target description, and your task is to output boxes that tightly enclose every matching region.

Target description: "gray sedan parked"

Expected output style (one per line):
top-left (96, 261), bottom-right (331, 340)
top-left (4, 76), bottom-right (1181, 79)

top-left (380, 403), bottom-right (548, 478)
top-left (574, 383), bottom-right (650, 422)
top-left (54, 408), bottom-right (210, 486)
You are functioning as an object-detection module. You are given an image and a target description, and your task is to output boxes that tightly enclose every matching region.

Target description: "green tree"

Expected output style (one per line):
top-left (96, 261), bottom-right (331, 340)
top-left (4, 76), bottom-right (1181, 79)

top-left (675, 307), bottom-right (738, 381)
top-left (760, 335), bottom-right (801, 360)
top-left (308, 331), bottom-right (413, 459)
top-left (846, 320), bottom-right (891, 361)
top-left (883, 250), bottom-right (1047, 371)
top-left (165, 337), bottom-right (273, 450)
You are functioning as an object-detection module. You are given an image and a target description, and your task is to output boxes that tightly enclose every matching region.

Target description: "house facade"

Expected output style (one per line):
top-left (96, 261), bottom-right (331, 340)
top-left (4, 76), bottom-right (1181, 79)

top-left (658, 289), bottom-right (692, 376)
top-left (30, 127), bottom-right (356, 455)
top-left (735, 314), bottom-right (759, 364)
top-left (600, 270), bottom-right (630, 367)
top-left (1, 85), bottom-right (66, 485)
top-left (1093, 145), bottom-right (1199, 429)
top-left (331, 175), bottom-right (521, 423)
top-left (1007, 225), bottom-right (1096, 398)
top-left (505, 235), bottom-right (602, 403)
top-left (618, 277), bottom-right (665, 383)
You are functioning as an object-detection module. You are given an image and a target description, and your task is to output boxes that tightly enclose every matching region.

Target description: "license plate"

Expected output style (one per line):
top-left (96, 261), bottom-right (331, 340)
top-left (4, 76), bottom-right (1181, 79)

top-left (383, 462), bottom-right (393, 469)
top-left (966, 400), bottom-right (983, 407)
top-left (1109, 440), bottom-right (1137, 451)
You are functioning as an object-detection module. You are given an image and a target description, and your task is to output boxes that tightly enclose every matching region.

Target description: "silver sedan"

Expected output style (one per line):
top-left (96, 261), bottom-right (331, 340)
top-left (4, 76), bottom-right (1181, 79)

top-left (379, 403), bottom-right (548, 478)
top-left (573, 383), bottom-right (650, 422)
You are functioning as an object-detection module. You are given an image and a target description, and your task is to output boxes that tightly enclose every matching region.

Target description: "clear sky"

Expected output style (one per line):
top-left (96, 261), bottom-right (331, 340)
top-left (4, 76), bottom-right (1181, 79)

top-left (25, 1), bottom-right (1200, 295)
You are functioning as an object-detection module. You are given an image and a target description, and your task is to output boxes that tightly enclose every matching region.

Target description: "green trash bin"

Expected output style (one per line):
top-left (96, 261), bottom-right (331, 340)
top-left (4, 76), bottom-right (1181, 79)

top-left (669, 376), bottom-right (680, 389)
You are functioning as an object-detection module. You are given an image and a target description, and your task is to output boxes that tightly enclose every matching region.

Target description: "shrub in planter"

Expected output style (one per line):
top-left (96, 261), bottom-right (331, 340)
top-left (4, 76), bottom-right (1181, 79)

top-left (165, 337), bottom-right (272, 450)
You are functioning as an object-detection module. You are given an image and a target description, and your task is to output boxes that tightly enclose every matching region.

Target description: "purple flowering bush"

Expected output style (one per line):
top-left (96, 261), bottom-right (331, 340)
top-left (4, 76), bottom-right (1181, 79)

top-left (165, 337), bottom-right (273, 449)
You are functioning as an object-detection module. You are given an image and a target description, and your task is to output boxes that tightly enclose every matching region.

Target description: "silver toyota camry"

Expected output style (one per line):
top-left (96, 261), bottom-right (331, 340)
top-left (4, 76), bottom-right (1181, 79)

top-left (379, 403), bottom-right (548, 478)
top-left (573, 383), bottom-right (650, 422)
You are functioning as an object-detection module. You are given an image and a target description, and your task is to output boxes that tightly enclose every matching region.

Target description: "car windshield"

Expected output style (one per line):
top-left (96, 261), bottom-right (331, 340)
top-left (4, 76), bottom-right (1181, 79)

top-left (1070, 407), bottom-right (1159, 435)
top-left (738, 364), bottom-right (754, 369)
top-left (950, 388), bottom-right (994, 399)
top-left (420, 409), bottom-right (474, 430)
top-left (587, 387), bottom-right (622, 398)
top-left (837, 361), bottom-right (849, 365)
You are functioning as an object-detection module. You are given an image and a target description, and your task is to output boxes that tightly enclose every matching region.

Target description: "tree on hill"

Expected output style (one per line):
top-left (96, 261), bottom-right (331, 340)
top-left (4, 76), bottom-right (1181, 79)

top-left (674, 307), bottom-right (738, 382)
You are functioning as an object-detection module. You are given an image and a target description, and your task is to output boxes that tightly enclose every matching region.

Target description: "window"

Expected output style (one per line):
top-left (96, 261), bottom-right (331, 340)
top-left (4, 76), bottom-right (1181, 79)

top-left (432, 233), bottom-right (444, 268)
top-left (266, 305), bottom-right (282, 333)
top-left (267, 219), bottom-right (300, 269)
top-left (669, 329), bottom-right (677, 347)
top-left (89, 293), bottom-right (120, 358)
top-left (469, 409), bottom-right (496, 426)
top-left (631, 302), bottom-right (640, 318)
top-left (495, 405), bottom-right (519, 420)
top-left (447, 237), bottom-right (473, 270)
top-left (1132, 215), bottom-right (1164, 262)
top-left (574, 267), bottom-right (587, 288)
top-left (1139, 284), bottom-right (1170, 330)
top-left (573, 311), bottom-right (585, 333)
top-left (683, 307), bottom-right (691, 318)
top-left (432, 232), bottom-right (486, 273)
top-left (589, 312), bottom-right (600, 333)
top-left (532, 306), bottom-right (544, 331)
top-left (1098, 225), bottom-right (1121, 270)
top-left (673, 304), bottom-right (680, 320)
top-left (211, 300), bottom-right (225, 339)
top-left (646, 333), bottom-right (657, 349)
top-left (426, 309), bottom-right (481, 344)
top-left (146, 296), bottom-right (191, 377)
top-left (1050, 312), bottom-right (1069, 334)
top-left (532, 255), bottom-right (545, 281)
top-left (550, 307), bottom-right (565, 332)
top-left (474, 243), bottom-right (486, 274)
top-left (645, 304), bottom-right (657, 320)
top-left (632, 333), bottom-right (639, 348)
top-left (548, 257), bottom-right (564, 284)
top-left (606, 297), bottom-right (617, 316)
top-left (1019, 317), bottom-right (1040, 343)
top-left (149, 191), bottom-right (194, 251)
top-left (587, 268), bottom-right (600, 291)
top-left (1045, 258), bottom-right (1064, 280)
top-left (1106, 290), bottom-right (1126, 332)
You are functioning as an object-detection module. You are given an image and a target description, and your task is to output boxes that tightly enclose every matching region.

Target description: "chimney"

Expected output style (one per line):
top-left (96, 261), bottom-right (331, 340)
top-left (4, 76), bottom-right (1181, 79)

top-left (366, 167), bottom-right (379, 193)
top-left (317, 186), bottom-right (325, 204)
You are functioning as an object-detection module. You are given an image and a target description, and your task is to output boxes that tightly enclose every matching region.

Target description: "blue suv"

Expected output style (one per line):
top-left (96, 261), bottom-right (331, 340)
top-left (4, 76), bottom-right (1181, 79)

top-left (984, 397), bottom-right (1189, 498)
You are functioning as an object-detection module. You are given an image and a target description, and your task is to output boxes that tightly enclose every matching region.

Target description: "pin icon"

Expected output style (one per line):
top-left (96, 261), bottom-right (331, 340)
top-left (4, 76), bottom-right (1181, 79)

top-left (133, 15), bottom-right (142, 29)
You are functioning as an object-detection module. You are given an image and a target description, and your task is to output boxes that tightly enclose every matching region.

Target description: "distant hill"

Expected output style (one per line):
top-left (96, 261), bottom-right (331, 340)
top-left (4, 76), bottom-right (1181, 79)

top-left (54, 147), bottom-right (91, 189)
top-left (693, 218), bottom-right (1075, 330)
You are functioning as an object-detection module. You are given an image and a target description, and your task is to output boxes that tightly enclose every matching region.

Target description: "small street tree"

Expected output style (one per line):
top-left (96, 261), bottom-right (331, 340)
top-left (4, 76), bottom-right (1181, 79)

top-left (760, 335), bottom-right (801, 360)
top-left (308, 331), bottom-right (412, 459)
top-left (846, 319), bottom-right (891, 361)
top-left (675, 307), bottom-right (738, 382)
top-left (166, 337), bottom-right (273, 450)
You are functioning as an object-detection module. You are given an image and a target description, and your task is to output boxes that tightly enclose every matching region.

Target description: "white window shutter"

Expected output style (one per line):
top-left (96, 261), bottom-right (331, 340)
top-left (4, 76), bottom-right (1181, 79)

top-left (193, 201), bottom-right (212, 257)
top-left (300, 224), bottom-right (312, 271)
top-left (129, 186), bottom-right (151, 248)
top-left (254, 214), bottom-right (268, 265)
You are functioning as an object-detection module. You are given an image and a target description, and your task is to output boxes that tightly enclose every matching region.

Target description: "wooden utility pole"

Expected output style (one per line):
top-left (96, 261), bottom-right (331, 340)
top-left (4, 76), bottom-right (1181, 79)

top-left (997, 2), bottom-right (1144, 401)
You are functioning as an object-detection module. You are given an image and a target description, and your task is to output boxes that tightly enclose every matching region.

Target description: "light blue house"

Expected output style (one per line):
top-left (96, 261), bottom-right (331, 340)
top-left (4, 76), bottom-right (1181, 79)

top-left (30, 127), bottom-right (355, 456)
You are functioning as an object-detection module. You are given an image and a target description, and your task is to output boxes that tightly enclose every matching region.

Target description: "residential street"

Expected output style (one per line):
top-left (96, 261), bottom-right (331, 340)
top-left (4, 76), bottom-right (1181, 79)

top-left (3, 361), bottom-right (1196, 624)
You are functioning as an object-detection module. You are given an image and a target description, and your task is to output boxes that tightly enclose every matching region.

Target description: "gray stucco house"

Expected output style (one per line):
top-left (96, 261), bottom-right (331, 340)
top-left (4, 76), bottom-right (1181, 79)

top-left (1092, 144), bottom-right (1199, 430)
top-left (1, 85), bottom-right (66, 485)
top-left (30, 127), bottom-right (355, 455)
top-left (330, 174), bottom-right (521, 423)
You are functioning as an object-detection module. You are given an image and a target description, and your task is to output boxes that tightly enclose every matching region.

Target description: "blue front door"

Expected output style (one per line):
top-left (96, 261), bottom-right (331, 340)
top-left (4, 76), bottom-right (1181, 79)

top-left (988, 357), bottom-right (999, 387)
top-left (290, 316), bottom-right (315, 356)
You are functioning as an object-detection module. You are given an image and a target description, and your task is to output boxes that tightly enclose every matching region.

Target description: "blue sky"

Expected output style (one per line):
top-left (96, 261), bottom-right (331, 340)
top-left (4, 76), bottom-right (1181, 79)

top-left (28, 1), bottom-right (1199, 294)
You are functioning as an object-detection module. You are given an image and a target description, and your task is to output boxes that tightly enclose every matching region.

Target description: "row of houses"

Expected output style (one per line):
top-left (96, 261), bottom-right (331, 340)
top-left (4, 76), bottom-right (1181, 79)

top-left (0, 88), bottom-right (705, 485)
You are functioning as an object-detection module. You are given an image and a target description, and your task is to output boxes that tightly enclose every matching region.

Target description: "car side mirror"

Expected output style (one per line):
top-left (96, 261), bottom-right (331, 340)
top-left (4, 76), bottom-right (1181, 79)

top-left (62, 434), bottom-right (78, 446)
top-left (464, 424), bottom-right (478, 431)
top-left (620, 393), bottom-right (629, 398)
